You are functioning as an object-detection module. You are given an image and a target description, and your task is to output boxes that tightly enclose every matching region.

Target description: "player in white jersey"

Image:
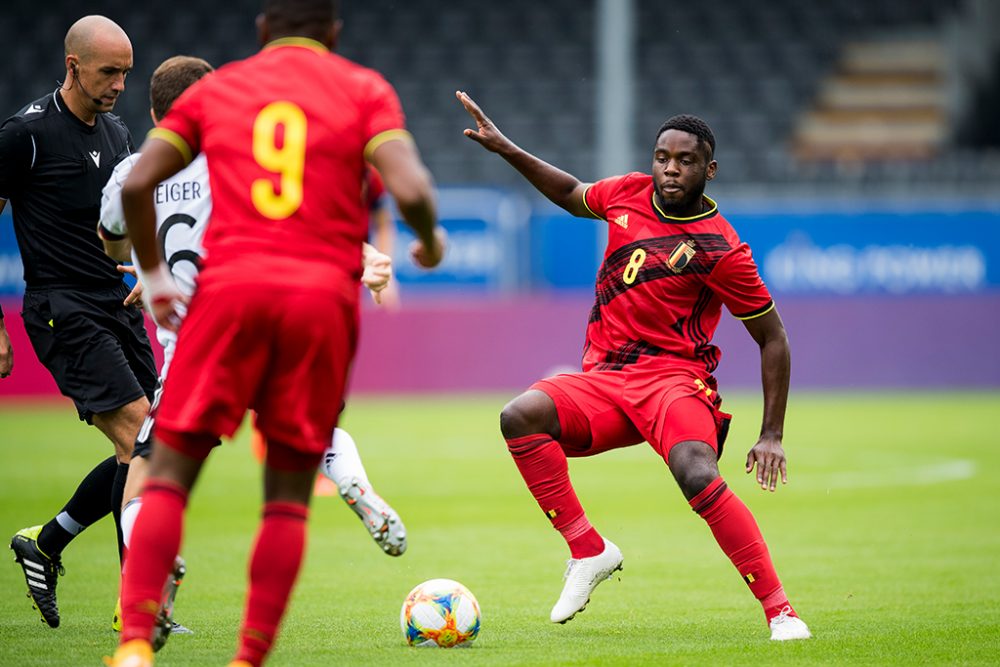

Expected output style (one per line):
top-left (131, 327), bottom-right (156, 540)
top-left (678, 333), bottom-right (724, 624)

top-left (97, 55), bottom-right (407, 649)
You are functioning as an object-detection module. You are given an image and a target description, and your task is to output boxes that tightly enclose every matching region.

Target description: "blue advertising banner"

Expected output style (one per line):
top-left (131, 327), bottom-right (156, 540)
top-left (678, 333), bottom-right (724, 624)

top-left (728, 203), bottom-right (1000, 295)
top-left (527, 201), bottom-right (1000, 295)
top-left (0, 188), bottom-right (532, 297)
top-left (3, 197), bottom-right (999, 297)
top-left (0, 209), bottom-right (22, 296)
top-left (389, 187), bottom-right (530, 293)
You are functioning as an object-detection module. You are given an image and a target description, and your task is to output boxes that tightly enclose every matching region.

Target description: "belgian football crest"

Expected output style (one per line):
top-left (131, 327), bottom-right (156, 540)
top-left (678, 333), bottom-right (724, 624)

top-left (666, 239), bottom-right (697, 273)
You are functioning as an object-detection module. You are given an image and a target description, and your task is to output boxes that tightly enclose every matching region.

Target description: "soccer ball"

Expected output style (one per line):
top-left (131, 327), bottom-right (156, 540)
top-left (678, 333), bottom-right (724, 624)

top-left (400, 578), bottom-right (481, 648)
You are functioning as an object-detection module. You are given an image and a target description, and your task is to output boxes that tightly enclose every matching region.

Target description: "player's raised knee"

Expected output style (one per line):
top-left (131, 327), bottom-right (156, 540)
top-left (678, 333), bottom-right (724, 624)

top-left (667, 440), bottom-right (720, 500)
top-left (500, 390), bottom-right (558, 441)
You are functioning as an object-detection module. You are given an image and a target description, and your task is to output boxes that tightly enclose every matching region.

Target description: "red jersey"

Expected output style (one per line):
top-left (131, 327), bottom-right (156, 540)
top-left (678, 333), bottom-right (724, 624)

top-left (581, 172), bottom-right (773, 375)
top-left (152, 37), bottom-right (407, 297)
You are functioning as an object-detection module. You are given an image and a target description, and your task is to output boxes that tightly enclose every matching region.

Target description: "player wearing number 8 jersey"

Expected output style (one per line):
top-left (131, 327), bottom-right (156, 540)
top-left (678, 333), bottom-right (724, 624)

top-left (458, 91), bottom-right (809, 641)
top-left (582, 175), bottom-right (773, 377)
top-left (108, 1), bottom-right (443, 665)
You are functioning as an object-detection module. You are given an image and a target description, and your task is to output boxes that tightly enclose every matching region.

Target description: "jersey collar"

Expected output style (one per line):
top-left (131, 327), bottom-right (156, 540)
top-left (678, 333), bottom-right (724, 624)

top-left (53, 88), bottom-right (100, 134)
top-left (263, 37), bottom-right (329, 53)
top-left (650, 191), bottom-right (718, 224)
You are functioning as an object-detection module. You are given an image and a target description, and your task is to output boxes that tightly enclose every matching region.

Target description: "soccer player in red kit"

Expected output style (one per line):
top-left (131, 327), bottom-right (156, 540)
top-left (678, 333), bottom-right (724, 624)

top-left (105, 1), bottom-right (444, 664)
top-left (457, 91), bottom-right (810, 641)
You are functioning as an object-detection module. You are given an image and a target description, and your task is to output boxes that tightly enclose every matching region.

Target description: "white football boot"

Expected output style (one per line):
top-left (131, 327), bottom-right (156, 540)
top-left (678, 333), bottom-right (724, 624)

top-left (550, 538), bottom-right (623, 623)
top-left (769, 606), bottom-right (812, 640)
top-left (338, 477), bottom-right (407, 556)
top-left (320, 428), bottom-right (407, 556)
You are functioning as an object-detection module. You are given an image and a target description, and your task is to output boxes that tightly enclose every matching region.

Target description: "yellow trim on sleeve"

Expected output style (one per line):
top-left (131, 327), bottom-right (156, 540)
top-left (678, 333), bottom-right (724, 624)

top-left (735, 302), bottom-right (775, 321)
top-left (581, 185), bottom-right (602, 219)
top-left (364, 129), bottom-right (413, 161)
top-left (147, 128), bottom-right (193, 166)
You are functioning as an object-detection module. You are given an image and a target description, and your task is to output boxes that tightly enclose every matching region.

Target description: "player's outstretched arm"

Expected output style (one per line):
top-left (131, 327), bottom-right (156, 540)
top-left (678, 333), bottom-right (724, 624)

top-left (456, 91), bottom-right (592, 218)
top-left (742, 308), bottom-right (792, 492)
top-left (121, 137), bottom-right (189, 330)
top-left (368, 137), bottom-right (444, 269)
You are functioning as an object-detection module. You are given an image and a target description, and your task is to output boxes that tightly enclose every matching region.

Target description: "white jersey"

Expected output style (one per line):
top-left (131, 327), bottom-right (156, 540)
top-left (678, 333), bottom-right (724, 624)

top-left (99, 153), bottom-right (211, 362)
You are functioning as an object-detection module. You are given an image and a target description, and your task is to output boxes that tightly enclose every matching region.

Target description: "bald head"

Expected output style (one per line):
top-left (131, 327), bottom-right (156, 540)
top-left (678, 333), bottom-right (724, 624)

top-left (62, 15), bottom-right (133, 121)
top-left (65, 15), bottom-right (131, 60)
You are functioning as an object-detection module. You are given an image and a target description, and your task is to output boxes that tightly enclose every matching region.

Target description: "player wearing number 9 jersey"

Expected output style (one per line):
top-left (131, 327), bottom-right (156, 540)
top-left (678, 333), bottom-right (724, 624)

top-left (458, 91), bottom-right (810, 641)
top-left (100, 54), bottom-right (408, 647)
top-left (109, 2), bottom-right (443, 665)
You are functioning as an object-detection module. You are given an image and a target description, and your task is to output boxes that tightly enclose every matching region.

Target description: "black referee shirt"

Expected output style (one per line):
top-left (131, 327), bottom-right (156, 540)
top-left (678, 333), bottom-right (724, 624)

top-left (0, 88), bottom-right (134, 290)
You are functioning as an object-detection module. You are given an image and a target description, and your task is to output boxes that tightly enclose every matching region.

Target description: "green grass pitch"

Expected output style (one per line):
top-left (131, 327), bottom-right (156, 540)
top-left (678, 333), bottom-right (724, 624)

top-left (1, 391), bottom-right (998, 665)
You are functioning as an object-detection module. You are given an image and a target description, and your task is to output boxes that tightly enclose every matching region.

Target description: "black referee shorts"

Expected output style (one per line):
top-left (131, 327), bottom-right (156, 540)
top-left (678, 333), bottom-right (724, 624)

top-left (21, 284), bottom-right (158, 423)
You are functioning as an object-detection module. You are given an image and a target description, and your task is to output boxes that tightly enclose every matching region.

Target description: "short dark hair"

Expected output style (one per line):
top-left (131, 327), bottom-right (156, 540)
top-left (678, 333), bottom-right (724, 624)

top-left (656, 115), bottom-right (716, 158)
top-left (263, 0), bottom-right (339, 36)
top-left (150, 56), bottom-right (213, 121)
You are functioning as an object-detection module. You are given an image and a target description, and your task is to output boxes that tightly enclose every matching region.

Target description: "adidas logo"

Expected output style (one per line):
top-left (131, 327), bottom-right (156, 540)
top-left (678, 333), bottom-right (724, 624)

top-left (613, 214), bottom-right (629, 229)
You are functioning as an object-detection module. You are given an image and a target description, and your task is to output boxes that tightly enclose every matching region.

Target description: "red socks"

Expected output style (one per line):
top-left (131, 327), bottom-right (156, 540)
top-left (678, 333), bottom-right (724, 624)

top-left (504, 435), bottom-right (795, 621)
top-left (690, 477), bottom-right (795, 622)
top-left (506, 435), bottom-right (604, 559)
top-left (120, 485), bottom-right (309, 665)
top-left (234, 501), bottom-right (309, 667)
top-left (120, 480), bottom-right (188, 644)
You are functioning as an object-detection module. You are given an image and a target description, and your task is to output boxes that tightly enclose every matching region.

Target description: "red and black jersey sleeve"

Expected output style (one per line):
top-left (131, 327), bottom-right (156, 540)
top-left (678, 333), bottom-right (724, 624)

top-left (706, 242), bottom-right (774, 320)
top-left (582, 173), bottom-right (635, 220)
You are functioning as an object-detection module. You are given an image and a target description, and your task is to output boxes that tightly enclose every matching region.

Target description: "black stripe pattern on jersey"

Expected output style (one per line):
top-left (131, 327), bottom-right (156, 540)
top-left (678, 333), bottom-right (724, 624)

top-left (589, 233), bottom-right (732, 324)
top-left (594, 339), bottom-right (668, 371)
top-left (688, 285), bottom-right (722, 372)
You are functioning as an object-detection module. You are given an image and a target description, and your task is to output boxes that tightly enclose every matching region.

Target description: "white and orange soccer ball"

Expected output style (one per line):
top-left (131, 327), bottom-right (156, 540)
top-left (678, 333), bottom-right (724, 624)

top-left (400, 578), bottom-right (481, 648)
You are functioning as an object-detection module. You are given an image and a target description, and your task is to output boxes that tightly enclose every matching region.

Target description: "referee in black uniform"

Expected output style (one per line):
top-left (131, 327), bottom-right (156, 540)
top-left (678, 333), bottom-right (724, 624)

top-left (0, 15), bottom-right (157, 629)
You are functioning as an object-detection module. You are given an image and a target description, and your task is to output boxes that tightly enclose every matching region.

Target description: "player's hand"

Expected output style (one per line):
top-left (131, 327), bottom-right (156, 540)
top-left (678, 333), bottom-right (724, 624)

top-left (361, 248), bottom-right (393, 305)
top-left (411, 226), bottom-right (447, 269)
top-left (0, 325), bottom-right (13, 379)
top-left (143, 263), bottom-right (188, 333)
top-left (457, 91), bottom-right (513, 154)
top-left (375, 281), bottom-right (401, 311)
top-left (745, 435), bottom-right (788, 492)
top-left (117, 265), bottom-right (144, 308)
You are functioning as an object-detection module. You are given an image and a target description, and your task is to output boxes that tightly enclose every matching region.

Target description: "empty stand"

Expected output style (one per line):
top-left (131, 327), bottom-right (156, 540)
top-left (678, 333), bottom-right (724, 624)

top-left (2, 0), bottom-right (993, 194)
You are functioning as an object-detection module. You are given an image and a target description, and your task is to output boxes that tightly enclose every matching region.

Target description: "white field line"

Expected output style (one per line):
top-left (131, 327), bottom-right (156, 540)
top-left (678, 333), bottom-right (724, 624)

top-left (802, 459), bottom-right (977, 490)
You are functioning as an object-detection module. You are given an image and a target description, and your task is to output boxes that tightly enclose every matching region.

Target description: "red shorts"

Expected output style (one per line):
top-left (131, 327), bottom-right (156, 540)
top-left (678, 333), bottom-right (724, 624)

top-left (531, 359), bottom-right (732, 463)
top-left (154, 279), bottom-right (358, 471)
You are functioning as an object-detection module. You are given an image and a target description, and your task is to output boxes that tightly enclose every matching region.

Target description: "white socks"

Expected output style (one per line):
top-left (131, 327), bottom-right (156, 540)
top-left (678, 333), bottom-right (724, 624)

top-left (120, 497), bottom-right (142, 549)
top-left (320, 428), bottom-right (370, 487)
